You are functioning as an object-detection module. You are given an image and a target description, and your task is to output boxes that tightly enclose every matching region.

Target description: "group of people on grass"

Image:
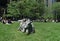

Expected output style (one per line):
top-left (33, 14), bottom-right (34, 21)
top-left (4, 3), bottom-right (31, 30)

top-left (0, 17), bottom-right (12, 24)
top-left (0, 17), bottom-right (35, 35)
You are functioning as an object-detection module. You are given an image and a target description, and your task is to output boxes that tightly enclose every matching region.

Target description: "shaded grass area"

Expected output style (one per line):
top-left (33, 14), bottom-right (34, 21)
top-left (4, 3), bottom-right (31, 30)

top-left (0, 22), bottom-right (60, 41)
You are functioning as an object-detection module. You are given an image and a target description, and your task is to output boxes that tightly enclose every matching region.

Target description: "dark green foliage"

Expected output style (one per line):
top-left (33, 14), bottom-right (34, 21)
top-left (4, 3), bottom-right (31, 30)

top-left (7, 0), bottom-right (45, 19)
top-left (52, 2), bottom-right (60, 21)
top-left (7, 1), bottom-right (20, 17)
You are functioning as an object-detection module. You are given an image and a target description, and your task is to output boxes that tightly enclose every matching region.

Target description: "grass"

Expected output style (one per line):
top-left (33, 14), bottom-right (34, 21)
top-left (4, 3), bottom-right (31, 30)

top-left (0, 22), bottom-right (60, 41)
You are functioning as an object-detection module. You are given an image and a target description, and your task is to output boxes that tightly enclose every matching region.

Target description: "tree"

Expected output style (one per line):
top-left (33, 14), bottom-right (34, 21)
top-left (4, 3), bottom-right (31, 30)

top-left (52, 2), bottom-right (60, 21)
top-left (7, 0), bottom-right (45, 20)
top-left (7, 1), bottom-right (20, 17)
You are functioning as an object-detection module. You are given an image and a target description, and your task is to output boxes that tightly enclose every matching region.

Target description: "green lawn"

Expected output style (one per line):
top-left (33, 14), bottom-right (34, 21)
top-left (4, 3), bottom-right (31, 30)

top-left (0, 22), bottom-right (60, 41)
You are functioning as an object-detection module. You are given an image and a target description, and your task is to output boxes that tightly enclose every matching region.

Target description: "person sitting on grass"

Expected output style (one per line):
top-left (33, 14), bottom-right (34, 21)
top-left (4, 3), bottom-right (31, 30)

top-left (2, 19), bottom-right (12, 24)
top-left (18, 18), bottom-right (35, 35)
top-left (8, 19), bottom-right (12, 24)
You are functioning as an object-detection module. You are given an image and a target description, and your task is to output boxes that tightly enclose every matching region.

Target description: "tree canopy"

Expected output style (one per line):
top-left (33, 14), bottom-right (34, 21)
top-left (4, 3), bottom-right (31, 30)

top-left (7, 0), bottom-right (45, 19)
